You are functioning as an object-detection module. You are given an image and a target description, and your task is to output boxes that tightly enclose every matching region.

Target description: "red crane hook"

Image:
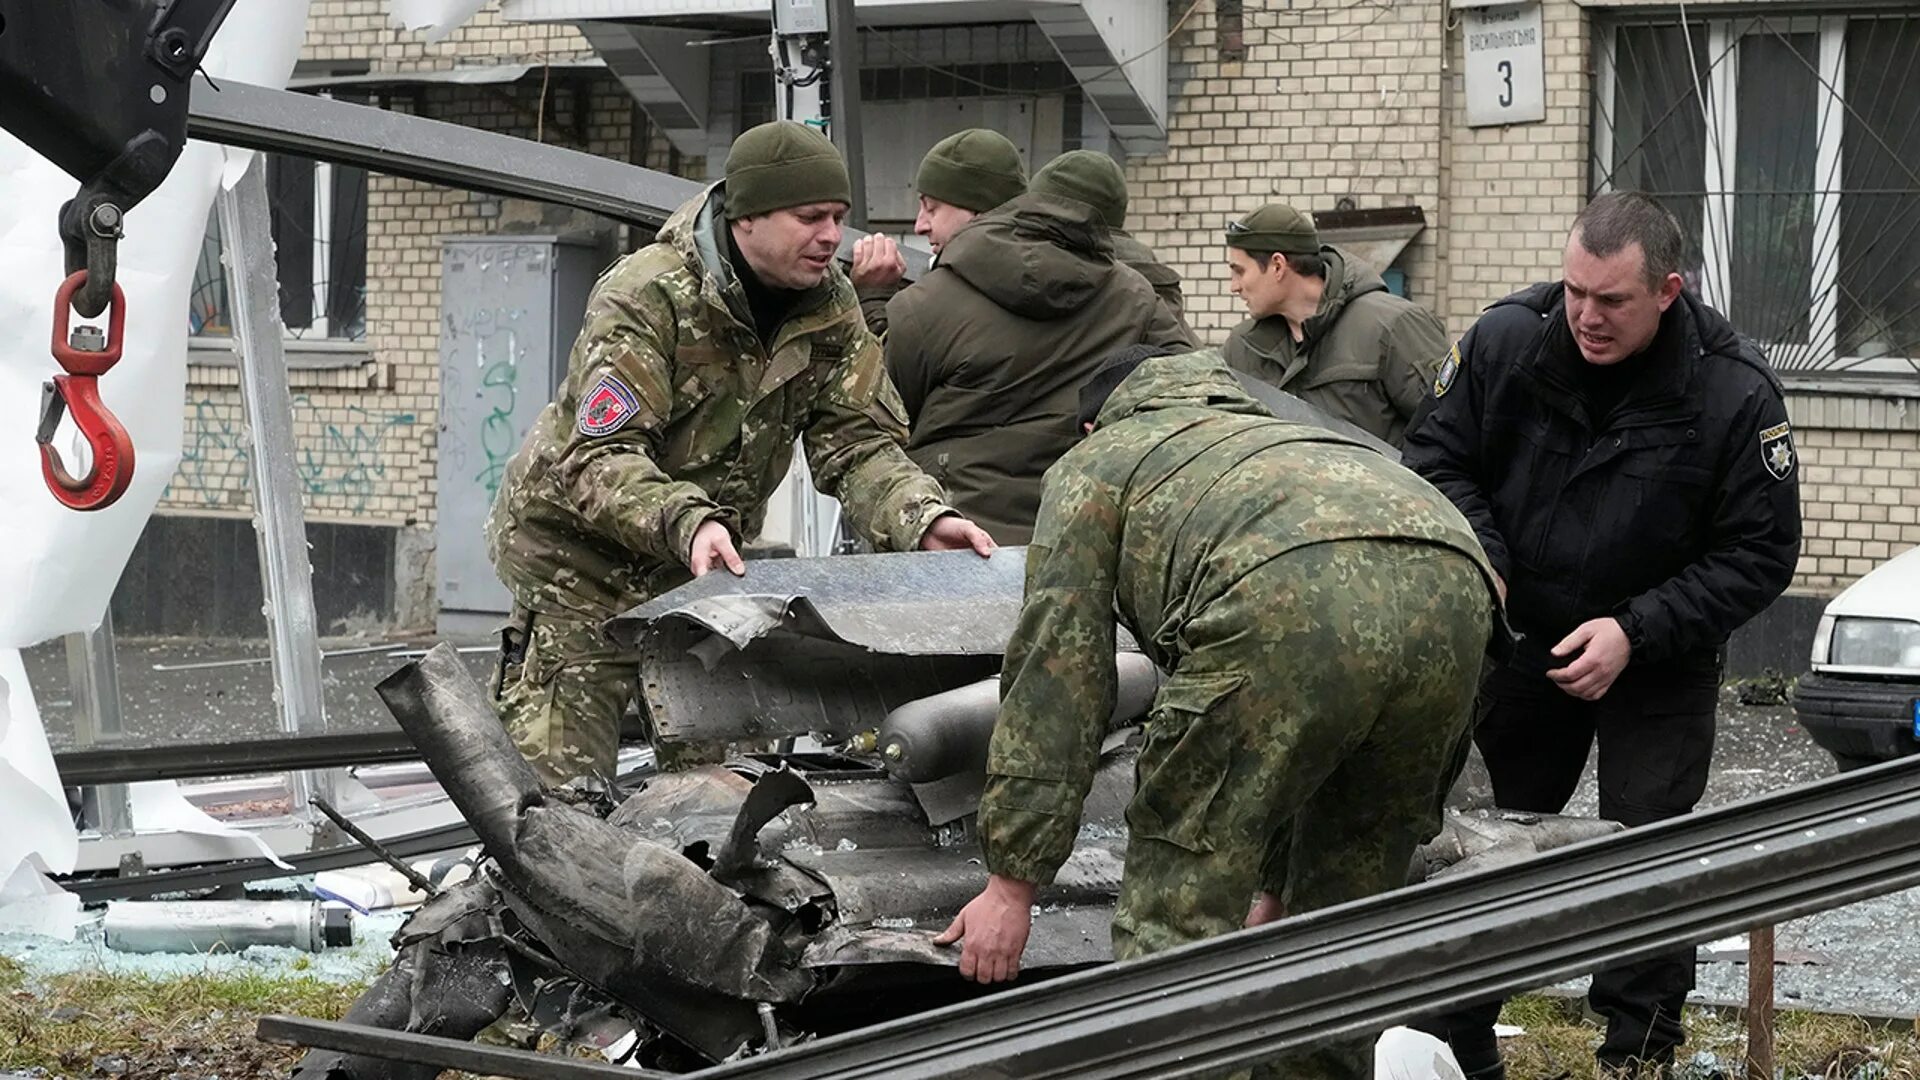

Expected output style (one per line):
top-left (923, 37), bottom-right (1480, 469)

top-left (38, 272), bottom-right (135, 511)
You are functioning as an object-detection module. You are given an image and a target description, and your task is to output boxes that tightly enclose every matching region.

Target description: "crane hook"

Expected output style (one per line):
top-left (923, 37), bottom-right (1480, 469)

top-left (39, 272), bottom-right (134, 511)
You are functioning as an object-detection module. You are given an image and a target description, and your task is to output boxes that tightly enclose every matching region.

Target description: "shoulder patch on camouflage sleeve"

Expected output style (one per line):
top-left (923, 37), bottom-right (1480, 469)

top-left (577, 373), bottom-right (642, 437)
top-left (1434, 341), bottom-right (1463, 397)
top-left (1760, 421), bottom-right (1795, 481)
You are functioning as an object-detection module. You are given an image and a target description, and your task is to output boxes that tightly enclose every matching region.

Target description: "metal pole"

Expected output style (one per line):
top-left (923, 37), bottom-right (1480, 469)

top-left (826, 0), bottom-right (867, 229)
top-left (1746, 924), bottom-right (1775, 1080)
top-left (65, 611), bottom-right (132, 835)
top-left (215, 154), bottom-right (334, 819)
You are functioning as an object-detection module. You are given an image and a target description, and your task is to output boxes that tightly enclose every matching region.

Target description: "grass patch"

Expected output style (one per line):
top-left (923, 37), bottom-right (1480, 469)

top-left (0, 958), bottom-right (369, 1077)
top-left (1502, 994), bottom-right (1920, 1079)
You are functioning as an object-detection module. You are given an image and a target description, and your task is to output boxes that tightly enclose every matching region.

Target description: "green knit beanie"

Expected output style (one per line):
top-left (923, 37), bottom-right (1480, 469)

top-left (1225, 203), bottom-right (1320, 255)
top-left (1029, 150), bottom-right (1130, 229)
top-left (915, 129), bottom-right (1027, 213)
top-left (723, 120), bottom-right (853, 220)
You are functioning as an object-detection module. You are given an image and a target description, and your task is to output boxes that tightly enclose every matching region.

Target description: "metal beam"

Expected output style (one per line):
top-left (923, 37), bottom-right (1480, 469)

top-left (65, 612), bottom-right (132, 834)
top-left (188, 76), bottom-right (698, 229)
top-left (216, 155), bottom-right (333, 820)
top-left (54, 730), bottom-right (421, 786)
top-left (826, 0), bottom-right (866, 230)
top-left (258, 1016), bottom-right (675, 1080)
top-left (184, 77), bottom-right (930, 279)
top-left (686, 754), bottom-right (1920, 1079)
top-left (64, 819), bottom-right (480, 902)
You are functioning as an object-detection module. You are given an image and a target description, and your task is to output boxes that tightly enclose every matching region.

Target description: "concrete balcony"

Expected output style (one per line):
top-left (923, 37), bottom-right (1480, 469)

top-left (499, 0), bottom-right (1171, 158)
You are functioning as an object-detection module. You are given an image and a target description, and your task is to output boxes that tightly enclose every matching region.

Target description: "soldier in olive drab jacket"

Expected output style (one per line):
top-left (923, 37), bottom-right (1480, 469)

top-left (850, 128), bottom-right (1028, 338)
top-left (936, 349), bottom-right (1501, 1080)
top-left (1222, 203), bottom-right (1448, 447)
top-left (1033, 150), bottom-right (1192, 334)
top-left (485, 121), bottom-right (994, 784)
top-left (881, 152), bottom-right (1195, 544)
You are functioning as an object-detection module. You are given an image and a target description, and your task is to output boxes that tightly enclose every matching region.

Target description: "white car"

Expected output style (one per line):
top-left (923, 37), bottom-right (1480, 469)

top-left (1792, 546), bottom-right (1920, 769)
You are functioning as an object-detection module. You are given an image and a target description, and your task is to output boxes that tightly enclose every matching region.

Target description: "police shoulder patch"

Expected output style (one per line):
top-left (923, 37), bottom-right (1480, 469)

top-left (1434, 342), bottom-right (1463, 397)
top-left (577, 373), bottom-right (642, 437)
top-left (1759, 420), bottom-right (1795, 481)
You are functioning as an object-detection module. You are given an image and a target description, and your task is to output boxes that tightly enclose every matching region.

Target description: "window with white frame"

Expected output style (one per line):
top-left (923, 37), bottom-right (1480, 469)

top-left (1591, 11), bottom-right (1920, 375)
top-left (188, 152), bottom-right (368, 342)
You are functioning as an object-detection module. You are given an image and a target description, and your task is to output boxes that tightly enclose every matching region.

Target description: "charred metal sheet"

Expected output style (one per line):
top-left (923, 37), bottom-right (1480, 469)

top-left (615, 551), bottom-right (1063, 749)
top-left (1415, 811), bottom-right (1624, 880)
top-left (377, 646), bottom-right (811, 1012)
top-left (638, 618), bottom-right (1000, 747)
top-left (712, 767), bottom-right (815, 888)
top-left (804, 905), bottom-right (1114, 970)
top-left (781, 841), bottom-right (1124, 927)
top-left (294, 876), bottom-right (512, 1080)
top-left (610, 549), bottom-right (1031, 655)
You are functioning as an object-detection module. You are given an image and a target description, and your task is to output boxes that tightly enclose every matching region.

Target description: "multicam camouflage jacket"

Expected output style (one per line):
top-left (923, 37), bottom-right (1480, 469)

top-left (486, 183), bottom-right (954, 621)
top-left (977, 350), bottom-right (1499, 885)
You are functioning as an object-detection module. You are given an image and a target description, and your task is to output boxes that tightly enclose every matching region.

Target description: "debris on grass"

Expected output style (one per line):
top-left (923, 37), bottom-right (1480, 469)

top-left (1499, 994), bottom-right (1920, 1080)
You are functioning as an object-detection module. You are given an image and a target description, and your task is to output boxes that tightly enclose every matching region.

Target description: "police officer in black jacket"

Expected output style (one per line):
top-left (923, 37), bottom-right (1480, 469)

top-left (1404, 192), bottom-right (1801, 1079)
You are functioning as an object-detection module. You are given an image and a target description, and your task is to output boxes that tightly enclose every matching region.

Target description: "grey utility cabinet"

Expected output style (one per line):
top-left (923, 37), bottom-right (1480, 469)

top-left (437, 235), bottom-right (599, 619)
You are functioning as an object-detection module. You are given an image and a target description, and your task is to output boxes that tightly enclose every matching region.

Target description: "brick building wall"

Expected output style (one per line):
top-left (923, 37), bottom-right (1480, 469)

top-left (1128, 0), bottom-right (1447, 336)
top-left (145, 2), bottom-right (682, 632)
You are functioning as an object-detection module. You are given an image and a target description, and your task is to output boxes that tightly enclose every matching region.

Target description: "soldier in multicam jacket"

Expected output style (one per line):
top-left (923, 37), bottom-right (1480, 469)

top-left (935, 349), bottom-right (1501, 1080)
top-left (485, 120), bottom-right (994, 784)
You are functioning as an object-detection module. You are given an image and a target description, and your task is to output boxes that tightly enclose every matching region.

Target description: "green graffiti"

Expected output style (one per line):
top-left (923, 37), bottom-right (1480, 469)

top-left (171, 395), bottom-right (417, 513)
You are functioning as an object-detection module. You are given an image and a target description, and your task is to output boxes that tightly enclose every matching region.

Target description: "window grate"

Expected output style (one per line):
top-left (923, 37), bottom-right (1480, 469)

top-left (1591, 10), bottom-right (1920, 376)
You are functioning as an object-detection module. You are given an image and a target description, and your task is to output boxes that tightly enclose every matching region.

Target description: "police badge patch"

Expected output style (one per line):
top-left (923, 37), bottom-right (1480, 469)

top-left (1759, 421), bottom-right (1795, 481)
top-left (1434, 342), bottom-right (1462, 397)
top-left (577, 373), bottom-right (641, 437)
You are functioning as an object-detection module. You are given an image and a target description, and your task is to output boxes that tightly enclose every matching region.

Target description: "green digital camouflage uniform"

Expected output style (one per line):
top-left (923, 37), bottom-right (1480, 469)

top-left (978, 351), bottom-right (1497, 1079)
top-left (485, 183), bottom-right (954, 783)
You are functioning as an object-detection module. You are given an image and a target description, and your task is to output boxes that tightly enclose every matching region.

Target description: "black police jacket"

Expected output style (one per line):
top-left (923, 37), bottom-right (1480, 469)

top-left (1404, 283), bottom-right (1801, 675)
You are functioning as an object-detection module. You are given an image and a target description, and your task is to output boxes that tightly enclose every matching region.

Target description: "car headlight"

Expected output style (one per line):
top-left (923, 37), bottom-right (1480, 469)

top-left (1827, 617), bottom-right (1920, 670)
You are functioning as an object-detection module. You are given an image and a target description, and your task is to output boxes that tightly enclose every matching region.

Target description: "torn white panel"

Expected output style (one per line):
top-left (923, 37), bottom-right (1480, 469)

top-left (0, 2), bottom-right (312, 650)
top-left (1374, 1026), bottom-right (1466, 1080)
top-left (388, 0), bottom-right (489, 41)
top-left (0, 649), bottom-right (77, 894)
top-left (128, 781), bottom-right (295, 870)
top-left (0, 861), bottom-right (82, 941)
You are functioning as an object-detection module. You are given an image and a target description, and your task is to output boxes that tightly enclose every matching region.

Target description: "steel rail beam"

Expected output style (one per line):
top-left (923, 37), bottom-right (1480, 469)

top-left (53, 730), bottom-right (421, 786)
top-left (184, 78), bottom-right (932, 278)
top-left (64, 819), bottom-right (478, 902)
top-left (258, 1016), bottom-right (676, 1080)
top-left (685, 755), bottom-right (1920, 1080)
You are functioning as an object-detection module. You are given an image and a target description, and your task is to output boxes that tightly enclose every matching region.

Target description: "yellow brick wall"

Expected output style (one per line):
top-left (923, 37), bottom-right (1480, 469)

top-left (1129, 0), bottom-right (1447, 340)
top-left (1785, 391), bottom-right (1920, 591)
top-left (301, 0), bottom-right (596, 69)
top-left (1434, 0), bottom-right (1589, 335)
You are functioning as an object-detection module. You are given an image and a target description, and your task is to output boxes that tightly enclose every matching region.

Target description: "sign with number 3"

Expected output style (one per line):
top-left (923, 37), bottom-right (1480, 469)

top-left (1462, 1), bottom-right (1546, 127)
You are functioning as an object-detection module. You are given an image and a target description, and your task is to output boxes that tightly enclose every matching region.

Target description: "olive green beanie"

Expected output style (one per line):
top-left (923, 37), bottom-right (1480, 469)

top-left (1225, 203), bottom-right (1320, 255)
top-left (724, 120), bottom-right (853, 220)
top-left (915, 129), bottom-right (1027, 213)
top-left (1029, 150), bottom-right (1129, 229)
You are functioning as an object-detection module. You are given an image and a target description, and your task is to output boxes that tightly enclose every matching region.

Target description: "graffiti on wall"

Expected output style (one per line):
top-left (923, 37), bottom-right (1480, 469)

top-left (173, 395), bottom-right (418, 513)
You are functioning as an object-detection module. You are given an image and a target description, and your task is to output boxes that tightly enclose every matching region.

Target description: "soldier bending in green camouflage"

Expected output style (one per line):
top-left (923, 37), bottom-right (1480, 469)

top-left (937, 348), bottom-right (1500, 1079)
top-left (486, 120), bottom-right (994, 784)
